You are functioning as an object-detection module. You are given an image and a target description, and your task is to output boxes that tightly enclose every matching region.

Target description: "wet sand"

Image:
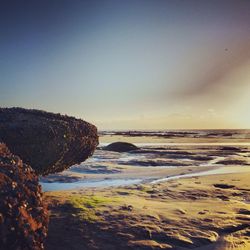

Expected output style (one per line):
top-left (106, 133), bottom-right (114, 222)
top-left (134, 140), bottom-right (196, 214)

top-left (41, 165), bottom-right (215, 191)
top-left (41, 142), bottom-right (250, 191)
top-left (44, 167), bottom-right (250, 250)
top-left (43, 131), bottom-right (250, 249)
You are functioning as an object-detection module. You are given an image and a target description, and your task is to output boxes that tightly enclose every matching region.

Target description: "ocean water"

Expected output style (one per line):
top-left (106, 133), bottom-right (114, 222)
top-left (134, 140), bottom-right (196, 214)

top-left (40, 129), bottom-right (250, 191)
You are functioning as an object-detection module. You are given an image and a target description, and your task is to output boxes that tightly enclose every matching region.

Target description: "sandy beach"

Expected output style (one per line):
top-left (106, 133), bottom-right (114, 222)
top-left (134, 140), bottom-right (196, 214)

top-left (44, 167), bottom-right (250, 250)
top-left (42, 131), bottom-right (250, 250)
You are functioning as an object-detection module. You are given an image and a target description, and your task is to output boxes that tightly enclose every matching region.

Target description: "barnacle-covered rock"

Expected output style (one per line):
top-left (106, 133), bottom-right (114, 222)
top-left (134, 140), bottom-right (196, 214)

top-left (0, 143), bottom-right (48, 250)
top-left (0, 108), bottom-right (99, 175)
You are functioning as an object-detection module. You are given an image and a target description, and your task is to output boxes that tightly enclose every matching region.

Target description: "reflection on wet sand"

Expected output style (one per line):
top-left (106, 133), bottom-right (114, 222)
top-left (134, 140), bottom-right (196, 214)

top-left (41, 130), bottom-right (250, 191)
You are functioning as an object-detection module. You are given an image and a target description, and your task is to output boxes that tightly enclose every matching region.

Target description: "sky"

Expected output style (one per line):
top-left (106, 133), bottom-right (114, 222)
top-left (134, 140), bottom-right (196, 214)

top-left (1, 0), bottom-right (250, 130)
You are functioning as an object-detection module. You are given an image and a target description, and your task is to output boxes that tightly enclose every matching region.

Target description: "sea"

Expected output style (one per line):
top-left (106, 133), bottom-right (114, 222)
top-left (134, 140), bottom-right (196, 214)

top-left (40, 129), bottom-right (250, 191)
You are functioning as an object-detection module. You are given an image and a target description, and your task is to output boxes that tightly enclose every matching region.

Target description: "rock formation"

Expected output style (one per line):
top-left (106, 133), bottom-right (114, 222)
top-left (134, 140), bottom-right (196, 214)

top-left (0, 107), bottom-right (99, 249)
top-left (0, 108), bottom-right (99, 175)
top-left (104, 142), bottom-right (138, 152)
top-left (0, 143), bottom-right (48, 250)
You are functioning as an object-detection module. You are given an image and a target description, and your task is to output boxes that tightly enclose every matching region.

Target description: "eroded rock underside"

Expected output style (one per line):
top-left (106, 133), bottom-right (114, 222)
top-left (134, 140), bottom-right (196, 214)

top-left (0, 143), bottom-right (48, 250)
top-left (0, 108), bottom-right (99, 175)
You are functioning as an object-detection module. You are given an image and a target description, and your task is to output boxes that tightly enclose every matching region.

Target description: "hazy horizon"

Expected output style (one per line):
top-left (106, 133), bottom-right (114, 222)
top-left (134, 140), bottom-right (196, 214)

top-left (1, 1), bottom-right (250, 130)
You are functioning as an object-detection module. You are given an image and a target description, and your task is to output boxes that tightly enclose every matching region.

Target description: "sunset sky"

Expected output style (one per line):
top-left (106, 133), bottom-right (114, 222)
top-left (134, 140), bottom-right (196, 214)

top-left (1, 0), bottom-right (250, 130)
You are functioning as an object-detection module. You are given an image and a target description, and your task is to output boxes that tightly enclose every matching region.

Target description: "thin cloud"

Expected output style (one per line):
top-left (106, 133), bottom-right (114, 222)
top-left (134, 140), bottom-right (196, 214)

top-left (170, 42), bottom-right (250, 99)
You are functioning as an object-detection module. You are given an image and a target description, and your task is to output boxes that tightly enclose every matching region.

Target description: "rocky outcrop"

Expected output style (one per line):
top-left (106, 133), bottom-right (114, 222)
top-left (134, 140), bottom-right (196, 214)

top-left (0, 108), bottom-right (98, 249)
top-left (0, 143), bottom-right (48, 250)
top-left (104, 142), bottom-right (138, 152)
top-left (0, 108), bottom-right (99, 175)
